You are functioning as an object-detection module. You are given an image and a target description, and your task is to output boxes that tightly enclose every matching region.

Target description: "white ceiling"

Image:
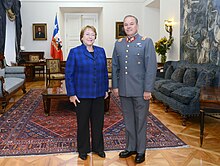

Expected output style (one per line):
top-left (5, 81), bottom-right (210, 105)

top-left (21, 0), bottom-right (160, 7)
top-left (145, 0), bottom-right (160, 8)
top-left (21, 0), bottom-right (148, 3)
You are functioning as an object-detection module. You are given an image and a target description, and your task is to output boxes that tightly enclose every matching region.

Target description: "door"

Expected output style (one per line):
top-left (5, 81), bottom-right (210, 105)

top-left (64, 13), bottom-right (98, 59)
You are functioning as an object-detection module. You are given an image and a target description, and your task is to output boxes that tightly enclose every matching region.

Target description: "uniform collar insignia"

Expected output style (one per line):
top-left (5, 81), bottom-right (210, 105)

top-left (126, 36), bottom-right (136, 43)
top-left (141, 36), bottom-right (147, 40)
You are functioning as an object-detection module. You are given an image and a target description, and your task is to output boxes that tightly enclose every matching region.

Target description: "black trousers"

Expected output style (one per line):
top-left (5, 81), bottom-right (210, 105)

top-left (75, 97), bottom-right (104, 153)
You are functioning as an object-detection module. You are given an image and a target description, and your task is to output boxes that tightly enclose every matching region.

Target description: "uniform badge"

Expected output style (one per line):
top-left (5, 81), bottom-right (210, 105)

top-left (136, 43), bottom-right (142, 47)
top-left (141, 36), bottom-right (147, 40)
top-left (118, 38), bottom-right (123, 42)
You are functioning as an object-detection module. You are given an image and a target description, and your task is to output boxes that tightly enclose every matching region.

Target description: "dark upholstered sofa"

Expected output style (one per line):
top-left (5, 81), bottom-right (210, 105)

top-left (152, 61), bottom-right (220, 125)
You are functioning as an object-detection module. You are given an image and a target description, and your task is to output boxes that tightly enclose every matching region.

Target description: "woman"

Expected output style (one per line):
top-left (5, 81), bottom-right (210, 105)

top-left (65, 25), bottom-right (109, 160)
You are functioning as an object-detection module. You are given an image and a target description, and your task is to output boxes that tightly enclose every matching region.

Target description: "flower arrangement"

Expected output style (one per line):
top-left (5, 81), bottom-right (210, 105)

top-left (155, 37), bottom-right (174, 63)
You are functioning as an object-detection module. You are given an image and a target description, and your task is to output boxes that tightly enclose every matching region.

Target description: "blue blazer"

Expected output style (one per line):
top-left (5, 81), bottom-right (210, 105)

top-left (65, 44), bottom-right (109, 98)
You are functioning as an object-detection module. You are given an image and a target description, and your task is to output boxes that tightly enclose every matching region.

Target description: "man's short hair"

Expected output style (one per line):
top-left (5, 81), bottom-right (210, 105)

top-left (123, 15), bottom-right (138, 24)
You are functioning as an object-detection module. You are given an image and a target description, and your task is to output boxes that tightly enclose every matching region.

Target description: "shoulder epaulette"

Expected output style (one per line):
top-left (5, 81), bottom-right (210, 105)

top-left (141, 36), bottom-right (147, 40)
top-left (117, 38), bottom-right (123, 42)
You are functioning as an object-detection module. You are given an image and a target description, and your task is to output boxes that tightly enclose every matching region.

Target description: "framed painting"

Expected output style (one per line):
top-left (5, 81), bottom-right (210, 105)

top-left (115, 22), bottom-right (126, 39)
top-left (33, 23), bottom-right (47, 40)
top-left (106, 58), bottom-right (112, 73)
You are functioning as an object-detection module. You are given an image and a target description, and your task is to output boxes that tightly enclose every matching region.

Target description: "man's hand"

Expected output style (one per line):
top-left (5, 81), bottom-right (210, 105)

top-left (143, 92), bottom-right (152, 100)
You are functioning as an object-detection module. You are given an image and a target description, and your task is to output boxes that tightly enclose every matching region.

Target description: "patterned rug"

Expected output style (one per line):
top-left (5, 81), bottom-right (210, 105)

top-left (0, 89), bottom-right (187, 157)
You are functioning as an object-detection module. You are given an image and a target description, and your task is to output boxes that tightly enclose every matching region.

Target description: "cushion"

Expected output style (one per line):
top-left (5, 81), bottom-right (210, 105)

top-left (159, 82), bottom-right (184, 96)
top-left (195, 70), bottom-right (215, 88)
top-left (183, 68), bottom-right (197, 86)
top-left (5, 73), bottom-right (26, 79)
top-left (164, 65), bottom-right (174, 79)
top-left (154, 79), bottom-right (173, 90)
top-left (47, 59), bottom-right (61, 73)
top-left (4, 77), bottom-right (24, 93)
top-left (171, 67), bottom-right (186, 83)
top-left (171, 87), bottom-right (200, 104)
top-left (0, 68), bottom-right (5, 77)
top-left (49, 73), bottom-right (65, 79)
top-left (5, 66), bottom-right (25, 73)
top-left (29, 54), bottom-right (40, 62)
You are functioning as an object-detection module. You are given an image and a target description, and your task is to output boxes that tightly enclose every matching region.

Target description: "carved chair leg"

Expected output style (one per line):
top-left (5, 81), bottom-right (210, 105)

top-left (151, 95), bottom-right (155, 103)
top-left (165, 105), bottom-right (169, 112)
top-left (22, 85), bottom-right (26, 93)
top-left (182, 116), bottom-right (188, 126)
top-left (0, 101), bottom-right (3, 114)
top-left (1, 101), bottom-right (7, 113)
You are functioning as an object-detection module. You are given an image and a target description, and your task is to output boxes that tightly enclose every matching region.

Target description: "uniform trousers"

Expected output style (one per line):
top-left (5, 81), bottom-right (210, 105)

top-left (75, 97), bottom-right (104, 153)
top-left (120, 96), bottom-right (149, 153)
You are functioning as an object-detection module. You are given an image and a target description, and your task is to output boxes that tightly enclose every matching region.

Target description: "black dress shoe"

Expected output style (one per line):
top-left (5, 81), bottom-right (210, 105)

top-left (95, 151), bottom-right (106, 158)
top-left (135, 153), bottom-right (145, 163)
top-left (119, 150), bottom-right (137, 158)
top-left (79, 153), bottom-right (87, 160)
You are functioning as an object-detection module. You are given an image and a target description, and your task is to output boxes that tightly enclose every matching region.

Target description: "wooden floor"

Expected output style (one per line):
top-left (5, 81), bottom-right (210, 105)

top-left (0, 80), bottom-right (220, 166)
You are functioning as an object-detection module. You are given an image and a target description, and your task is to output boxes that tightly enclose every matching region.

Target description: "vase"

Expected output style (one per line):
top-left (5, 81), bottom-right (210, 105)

top-left (161, 54), bottom-right (167, 63)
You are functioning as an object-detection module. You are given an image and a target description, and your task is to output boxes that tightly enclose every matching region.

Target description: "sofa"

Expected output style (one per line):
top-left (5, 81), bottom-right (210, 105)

top-left (0, 66), bottom-right (26, 113)
top-left (152, 60), bottom-right (220, 125)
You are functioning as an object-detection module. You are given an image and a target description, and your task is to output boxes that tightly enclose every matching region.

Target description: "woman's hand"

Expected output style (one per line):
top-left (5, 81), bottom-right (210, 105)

top-left (69, 95), bottom-right (80, 107)
top-left (143, 92), bottom-right (152, 100)
top-left (104, 92), bottom-right (109, 99)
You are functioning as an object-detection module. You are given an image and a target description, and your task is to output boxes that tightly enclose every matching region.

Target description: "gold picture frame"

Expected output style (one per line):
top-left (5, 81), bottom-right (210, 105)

top-left (115, 22), bottom-right (126, 39)
top-left (33, 23), bottom-right (47, 40)
top-left (106, 58), bottom-right (112, 73)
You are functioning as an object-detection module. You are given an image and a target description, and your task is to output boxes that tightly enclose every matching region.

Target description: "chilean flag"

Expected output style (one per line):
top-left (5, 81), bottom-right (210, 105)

top-left (50, 14), bottom-right (63, 60)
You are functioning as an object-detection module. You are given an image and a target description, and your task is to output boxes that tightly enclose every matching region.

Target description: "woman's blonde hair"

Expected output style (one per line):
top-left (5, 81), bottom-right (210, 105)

top-left (80, 25), bottom-right (97, 43)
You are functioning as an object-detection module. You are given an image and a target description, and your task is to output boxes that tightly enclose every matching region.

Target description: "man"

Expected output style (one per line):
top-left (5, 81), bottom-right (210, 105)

top-left (35, 27), bottom-right (45, 38)
top-left (112, 15), bottom-right (157, 164)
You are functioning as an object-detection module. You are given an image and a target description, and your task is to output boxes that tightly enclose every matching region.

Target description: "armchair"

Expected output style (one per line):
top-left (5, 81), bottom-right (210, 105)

top-left (0, 65), bottom-right (26, 113)
top-left (46, 59), bottom-right (65, 86)
top-left (107, 58), bottom-right (112, 88)
top-left (29, 54), bottom-right (45, 77)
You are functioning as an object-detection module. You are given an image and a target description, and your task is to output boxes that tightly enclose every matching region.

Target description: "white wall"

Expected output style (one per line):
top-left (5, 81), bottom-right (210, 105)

top-left (160, 0), bottom-right (180, 61)
top-left (143, 6), bottom-right (160, 61)
top-left (20, 0), bottom-right (181, 61)
top-left (143, 7), bottom-right (160, 42)
top-left (20, 2), bottom-right (58, 58)
top-left (20, 0), bottom-right (144, 59)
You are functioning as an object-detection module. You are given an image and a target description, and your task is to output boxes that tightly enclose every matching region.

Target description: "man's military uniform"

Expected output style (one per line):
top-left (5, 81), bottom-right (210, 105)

top-left (112, 33), bottom-right (157, 153)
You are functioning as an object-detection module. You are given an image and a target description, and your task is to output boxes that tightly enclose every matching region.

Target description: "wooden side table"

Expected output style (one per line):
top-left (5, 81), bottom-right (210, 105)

top-left (199, 86), bottom-right (220, 147)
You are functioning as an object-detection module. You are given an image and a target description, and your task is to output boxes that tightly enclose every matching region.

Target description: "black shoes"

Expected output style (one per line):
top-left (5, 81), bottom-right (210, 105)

top-left (119, 150), bottom-right (145, 163)
top-left (135, 153), bottom-right (145, 163)
top-left (79, 153), bottom-right (87, 160)
top-left (94, 151), bottom-right (106, 158)
top-left (79, 152), bottom-right (106, 160)
top-left (119, 150), bottom-right (137, 158)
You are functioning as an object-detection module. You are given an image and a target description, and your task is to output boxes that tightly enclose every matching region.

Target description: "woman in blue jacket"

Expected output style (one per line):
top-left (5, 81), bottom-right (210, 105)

top-left (65, 25), bottom-right (109, 160)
